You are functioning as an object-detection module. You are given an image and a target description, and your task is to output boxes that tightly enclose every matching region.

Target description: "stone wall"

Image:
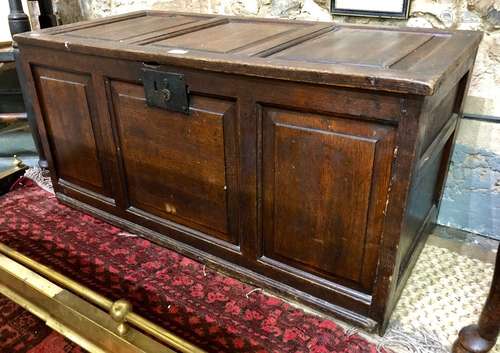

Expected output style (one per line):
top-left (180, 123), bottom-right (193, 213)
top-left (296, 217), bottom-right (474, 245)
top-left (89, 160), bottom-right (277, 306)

top-left (48, 0), bottom-right (500, 239)
top-left (439, 119), bottom-right (500, 238)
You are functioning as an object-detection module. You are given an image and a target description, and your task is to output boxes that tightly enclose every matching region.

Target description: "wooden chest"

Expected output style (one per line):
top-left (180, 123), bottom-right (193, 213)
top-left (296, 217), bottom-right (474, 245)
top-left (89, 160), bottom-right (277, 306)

top-left (15, 11), bottom-right (481, 333)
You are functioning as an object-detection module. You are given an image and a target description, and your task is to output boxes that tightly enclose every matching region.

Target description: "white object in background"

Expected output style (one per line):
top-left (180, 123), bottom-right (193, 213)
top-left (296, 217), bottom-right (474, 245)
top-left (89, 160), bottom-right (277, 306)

top-left (334, 0), bottom-right (405, 13)
top-left (0, 1), bottom-right (12, 45)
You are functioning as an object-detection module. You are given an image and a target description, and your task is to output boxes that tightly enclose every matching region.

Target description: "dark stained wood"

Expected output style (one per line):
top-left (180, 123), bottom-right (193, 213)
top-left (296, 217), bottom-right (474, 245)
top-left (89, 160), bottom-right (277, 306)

top-left (153, 18), bottom-right (305, 53)
top-left (271, 27), bottom-right (434, 67)
top-left (419, 85), bottom-right (460, 155)
top-left (33, 67), bottom-right (108, 195)
top-left (14, 11), bottom-right (483, 95)
top-left (261, 108), bottom-right (396, 290)
top-left (109, 80), bottom-right (240, 245)
top-left (67, 14), bottom-right (203, 41)
top-left (376, 58), bottom-right (477, 334)
top-left (15, 12), bottom-right (481, 334)
top-left (453, 244), bottom-right (500, 353)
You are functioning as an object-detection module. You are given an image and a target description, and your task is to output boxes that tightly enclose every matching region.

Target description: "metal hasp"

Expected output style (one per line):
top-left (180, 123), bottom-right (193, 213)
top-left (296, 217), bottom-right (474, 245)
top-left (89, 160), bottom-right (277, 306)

top-left (142, 68), bottom-right (190, 114)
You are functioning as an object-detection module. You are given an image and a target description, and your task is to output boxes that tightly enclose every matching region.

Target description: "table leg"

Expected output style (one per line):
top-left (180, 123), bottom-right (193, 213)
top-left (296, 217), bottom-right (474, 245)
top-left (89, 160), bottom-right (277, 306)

top-left (453, 244), bottom-right (500, 353)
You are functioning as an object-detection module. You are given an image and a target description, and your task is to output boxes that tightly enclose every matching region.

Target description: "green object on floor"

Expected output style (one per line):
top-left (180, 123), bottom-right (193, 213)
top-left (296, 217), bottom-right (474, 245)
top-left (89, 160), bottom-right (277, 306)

top-left (1, 49), bottom-right (38, 169)
top-left (0, 122), bottom-right (38, 168)
top-left (0, 126), bottom-right (36, 155)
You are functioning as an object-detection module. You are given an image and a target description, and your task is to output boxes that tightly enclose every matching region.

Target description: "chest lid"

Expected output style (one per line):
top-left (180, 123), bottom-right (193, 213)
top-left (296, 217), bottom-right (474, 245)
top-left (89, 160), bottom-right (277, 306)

top-left (15, 11), bottom-right (482, 95)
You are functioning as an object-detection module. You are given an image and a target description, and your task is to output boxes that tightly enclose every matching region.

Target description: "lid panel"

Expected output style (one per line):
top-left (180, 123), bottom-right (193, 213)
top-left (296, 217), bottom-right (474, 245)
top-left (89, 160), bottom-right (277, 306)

top-left (65, 14), bottom-right (203, 41)
top-left (17, 11), bottom-right (482, 95)
top-left (271, 28), bottom-right (435, 68)
top-left (151, 19), bottom-right (303, 54)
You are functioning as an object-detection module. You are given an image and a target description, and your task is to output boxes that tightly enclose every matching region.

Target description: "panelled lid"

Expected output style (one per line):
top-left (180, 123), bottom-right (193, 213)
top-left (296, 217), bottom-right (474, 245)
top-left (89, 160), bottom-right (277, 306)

top-left (151, 19), bottom-right (305, 53)
top-left (66, 13), bottom-right (204, 41)
top-left (15, 11), bottom-right (482, 95)
top-left (271, 28), bottom-right (433, 68)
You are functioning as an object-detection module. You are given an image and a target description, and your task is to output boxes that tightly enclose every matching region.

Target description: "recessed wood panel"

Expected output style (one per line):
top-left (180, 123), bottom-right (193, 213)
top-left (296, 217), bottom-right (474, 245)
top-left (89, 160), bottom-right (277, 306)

top-left (110, 80), bottom-right (239, 245)
top-left (65, 14), bottom-right (202, 41)
top-left (262, 108), bottom-right (396, 289)
top-left (152, 19), bottom-right (301, 53)
top-left (400, 147), bottom-right (443, 277)
top-left (420, 83), bottom-right (459, 155)
top-left (34, 67), bottom-right (105, 194)
top-left (272, 27), bottom-right (433, 68)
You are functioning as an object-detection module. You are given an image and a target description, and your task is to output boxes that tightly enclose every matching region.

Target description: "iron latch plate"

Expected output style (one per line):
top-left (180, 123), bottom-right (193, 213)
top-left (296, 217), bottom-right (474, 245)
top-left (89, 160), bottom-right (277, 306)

top-left (142, 69), bottom-right (189, 114)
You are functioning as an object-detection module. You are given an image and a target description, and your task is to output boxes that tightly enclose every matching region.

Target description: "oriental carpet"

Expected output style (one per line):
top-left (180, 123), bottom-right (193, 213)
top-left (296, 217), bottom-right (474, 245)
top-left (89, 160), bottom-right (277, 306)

top-left (0, 294), bottom-right (85, 353)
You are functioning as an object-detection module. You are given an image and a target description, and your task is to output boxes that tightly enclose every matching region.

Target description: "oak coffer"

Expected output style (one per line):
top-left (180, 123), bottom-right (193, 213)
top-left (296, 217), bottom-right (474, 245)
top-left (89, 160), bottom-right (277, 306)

top-left (15, 11), bottom-right (481, 333)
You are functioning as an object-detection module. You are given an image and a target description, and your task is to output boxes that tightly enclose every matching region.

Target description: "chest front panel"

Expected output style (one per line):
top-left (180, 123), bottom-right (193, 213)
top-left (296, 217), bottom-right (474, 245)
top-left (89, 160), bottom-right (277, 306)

top-left (261, 108), bottom-right (396, 291)
top-left (109, 80), bottom-right (240, 246)
top-left (33, 67), bottom-right (110, 197)
top-left (24, 51), bottom-right (407, 328)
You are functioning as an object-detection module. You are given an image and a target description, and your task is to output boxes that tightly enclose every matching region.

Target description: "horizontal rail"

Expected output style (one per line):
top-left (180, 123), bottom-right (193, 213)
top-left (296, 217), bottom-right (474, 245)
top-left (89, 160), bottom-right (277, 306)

top-left (0, 112), bottom-right (28, 121)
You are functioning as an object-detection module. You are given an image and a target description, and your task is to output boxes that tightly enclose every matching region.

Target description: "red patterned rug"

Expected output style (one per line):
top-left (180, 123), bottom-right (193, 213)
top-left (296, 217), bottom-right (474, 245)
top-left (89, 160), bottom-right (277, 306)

top-left (0, 180), bottom-right (386, 353)
top-left (0, 294), bottom-right (85, 353)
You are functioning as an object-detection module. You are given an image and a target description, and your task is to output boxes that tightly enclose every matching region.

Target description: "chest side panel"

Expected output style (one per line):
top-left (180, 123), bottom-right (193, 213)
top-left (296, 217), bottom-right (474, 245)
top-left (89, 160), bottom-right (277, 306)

top-left (398, 74), bottom-right (466, 278)
top-left (109, 80), bottom-right (239, 246)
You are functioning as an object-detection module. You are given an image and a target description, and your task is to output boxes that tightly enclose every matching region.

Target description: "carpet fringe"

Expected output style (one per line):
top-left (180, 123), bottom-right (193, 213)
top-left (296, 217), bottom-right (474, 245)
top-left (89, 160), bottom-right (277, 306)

top-left (377, 323), bottom-right (449, 353)
top-left (24, 167), bottom-right (54, 194)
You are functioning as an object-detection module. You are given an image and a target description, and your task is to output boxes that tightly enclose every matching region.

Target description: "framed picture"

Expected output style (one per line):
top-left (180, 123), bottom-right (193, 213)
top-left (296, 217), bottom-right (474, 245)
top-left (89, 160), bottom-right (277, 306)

top-left (331, 0), bottom-right (411, 19)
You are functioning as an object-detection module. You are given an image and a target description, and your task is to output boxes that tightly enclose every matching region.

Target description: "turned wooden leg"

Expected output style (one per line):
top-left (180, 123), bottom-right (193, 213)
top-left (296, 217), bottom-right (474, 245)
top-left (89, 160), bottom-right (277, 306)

top-left (452, 244), bottom-right (500, 353)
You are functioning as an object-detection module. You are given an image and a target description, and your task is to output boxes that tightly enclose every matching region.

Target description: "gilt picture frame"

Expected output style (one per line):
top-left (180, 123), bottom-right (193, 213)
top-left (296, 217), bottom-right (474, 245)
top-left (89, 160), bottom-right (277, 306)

top-left (331, 0), bottom-right (411, 19)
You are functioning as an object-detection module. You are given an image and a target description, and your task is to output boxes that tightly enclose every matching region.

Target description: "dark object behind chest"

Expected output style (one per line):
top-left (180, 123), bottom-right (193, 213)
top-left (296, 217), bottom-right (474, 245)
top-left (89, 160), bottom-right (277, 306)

top-left (15, 11), bottom-right (482, 333)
